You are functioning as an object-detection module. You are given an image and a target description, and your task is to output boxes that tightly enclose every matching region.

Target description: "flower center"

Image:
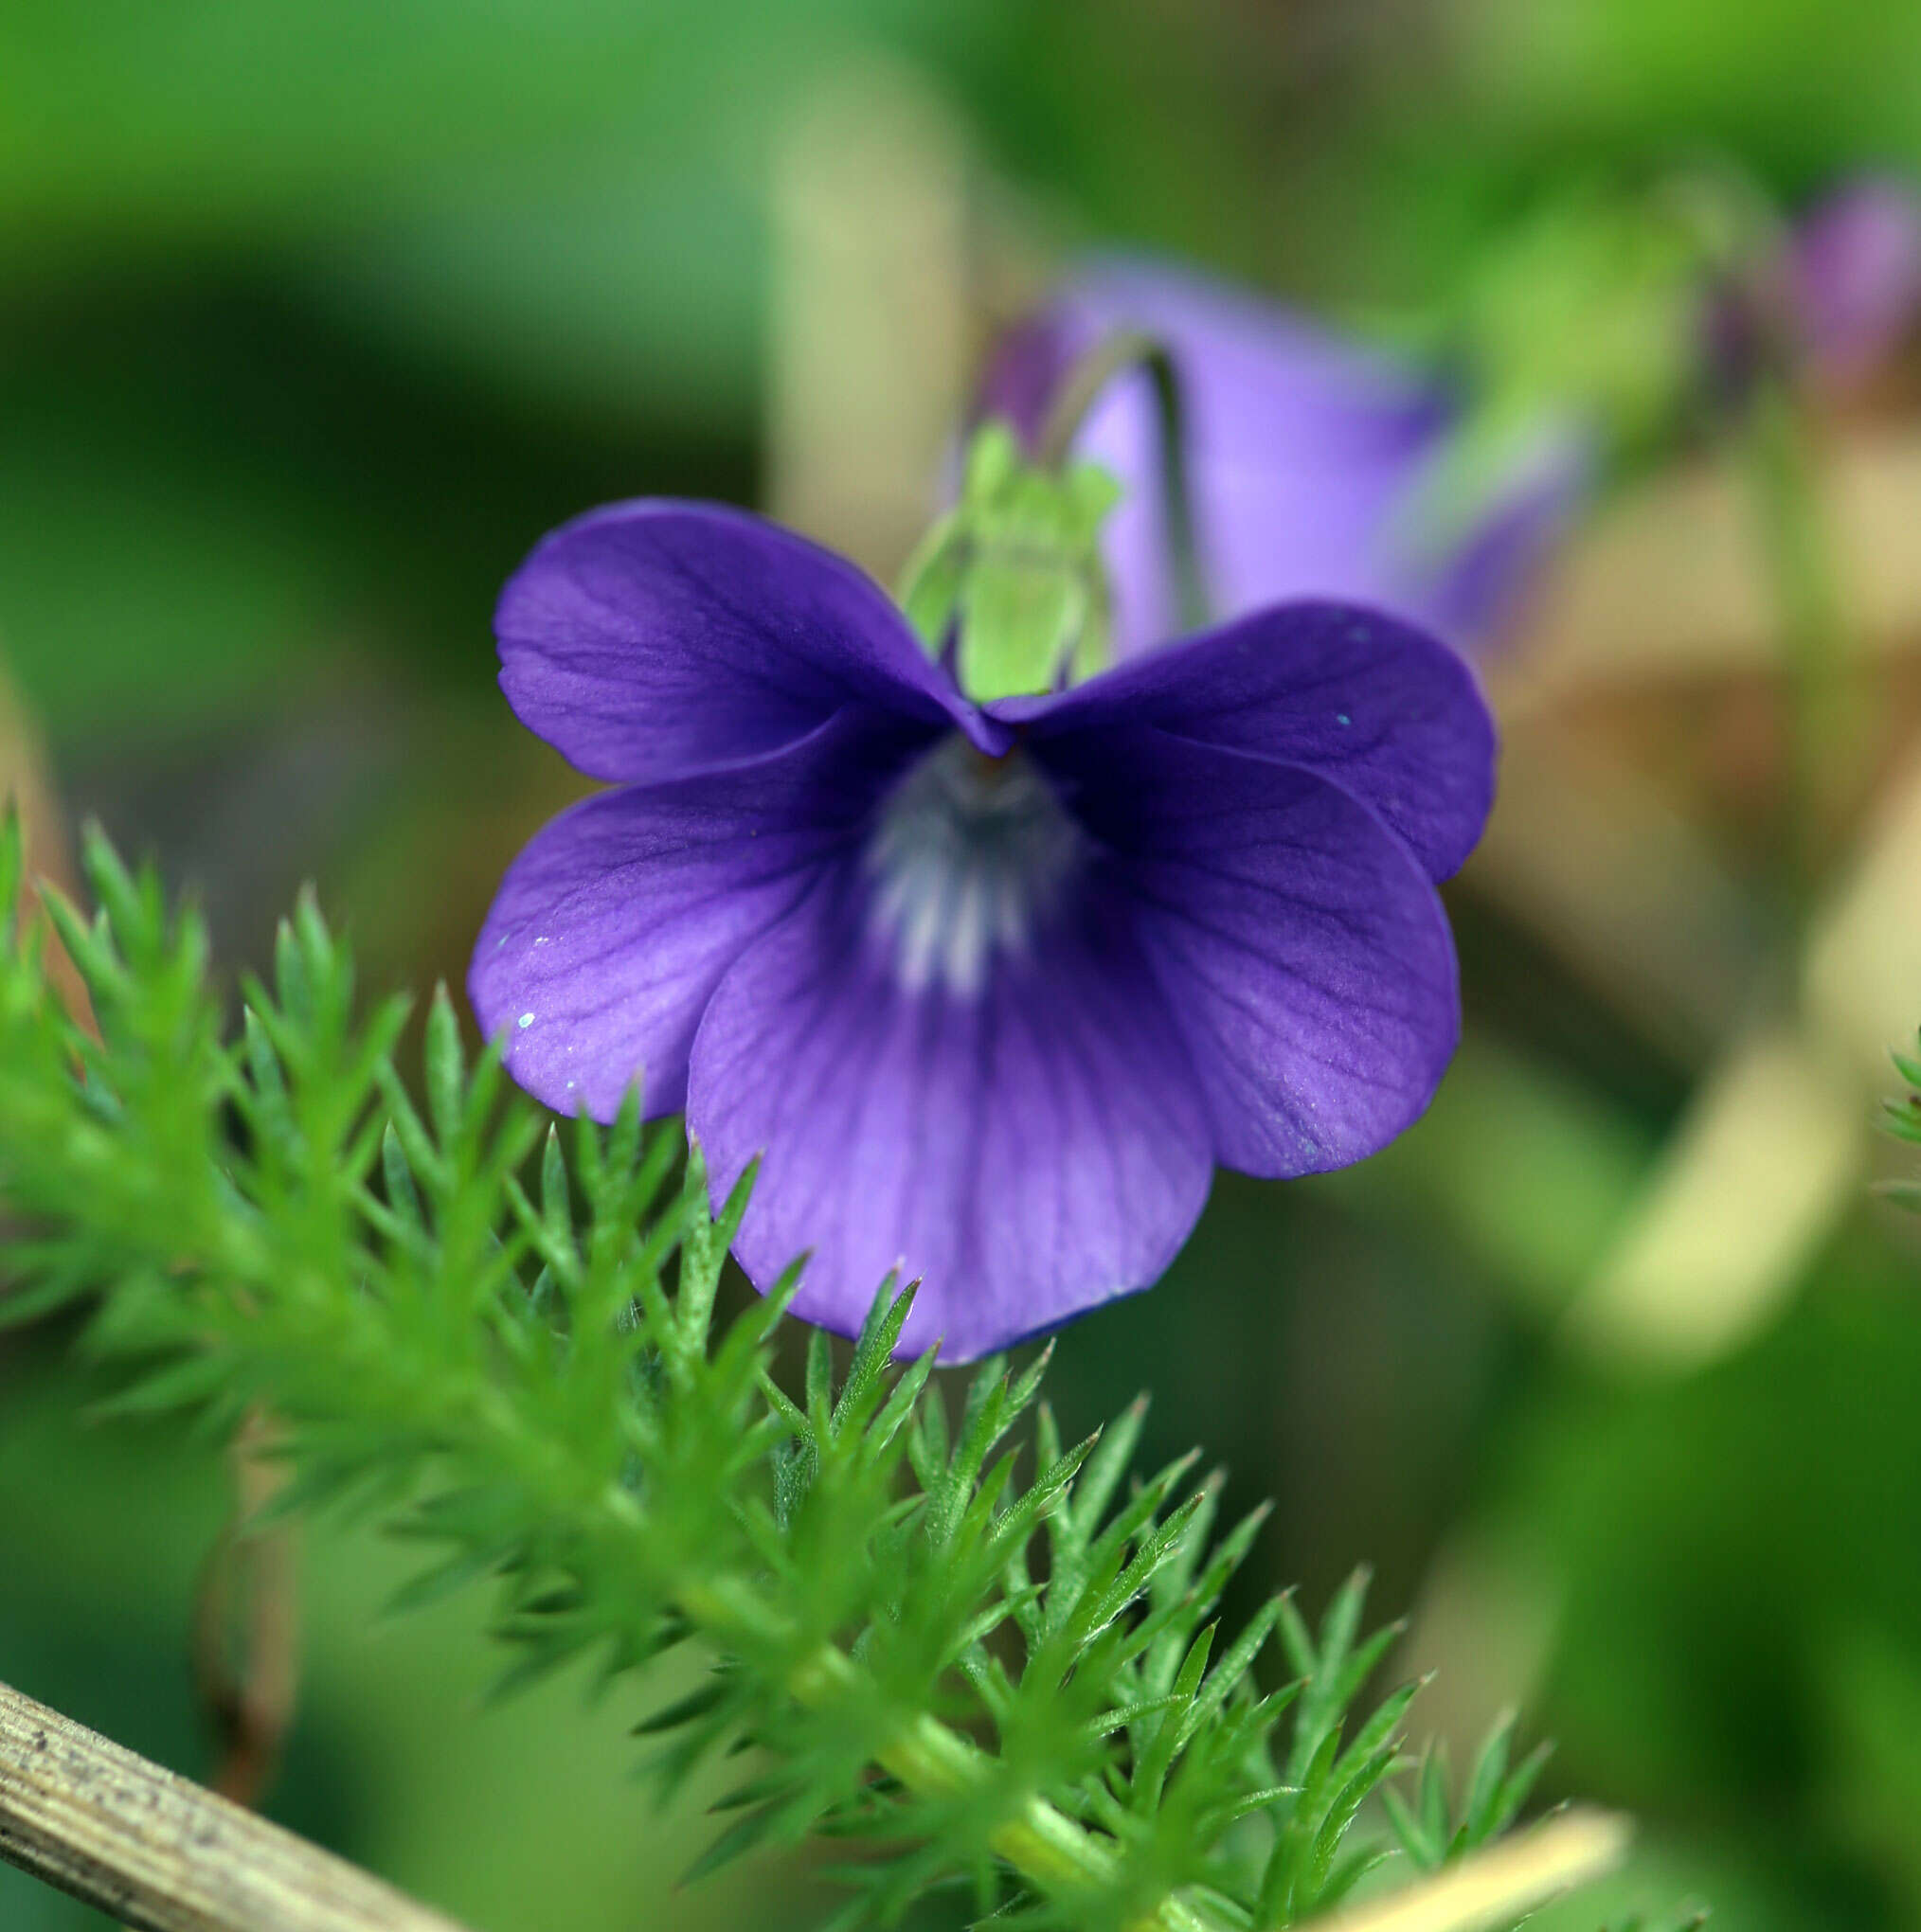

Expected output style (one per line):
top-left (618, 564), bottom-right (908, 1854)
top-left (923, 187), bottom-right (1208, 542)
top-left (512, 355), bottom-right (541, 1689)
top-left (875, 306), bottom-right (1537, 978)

top-left (864, 736), bottom-right (1084, 997)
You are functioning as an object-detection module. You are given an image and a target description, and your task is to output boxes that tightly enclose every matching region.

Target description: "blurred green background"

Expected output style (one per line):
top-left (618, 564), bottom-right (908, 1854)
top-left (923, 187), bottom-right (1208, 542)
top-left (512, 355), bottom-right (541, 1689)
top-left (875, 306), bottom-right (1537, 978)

top-left (9, 0), bottom-right (1921, 1924)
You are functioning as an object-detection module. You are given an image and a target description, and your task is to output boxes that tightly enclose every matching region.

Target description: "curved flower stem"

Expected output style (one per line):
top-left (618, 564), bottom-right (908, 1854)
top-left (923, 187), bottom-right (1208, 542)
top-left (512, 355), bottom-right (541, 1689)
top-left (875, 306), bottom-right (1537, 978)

top-left (1743, 376), bottom-right (1858, 908)
top-left (1036, 329), bottom-right (1212, 635)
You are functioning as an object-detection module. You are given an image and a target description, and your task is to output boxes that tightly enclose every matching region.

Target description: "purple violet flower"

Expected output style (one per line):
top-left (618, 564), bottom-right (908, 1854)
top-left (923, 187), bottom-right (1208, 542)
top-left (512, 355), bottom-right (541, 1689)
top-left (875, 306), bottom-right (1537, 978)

top-left (978, 258), bottom-right (1588, 662)
top-left (470, 501), bottom-right (1493, 1361)
top-left (1787, 177), bottom-right (1921, 382)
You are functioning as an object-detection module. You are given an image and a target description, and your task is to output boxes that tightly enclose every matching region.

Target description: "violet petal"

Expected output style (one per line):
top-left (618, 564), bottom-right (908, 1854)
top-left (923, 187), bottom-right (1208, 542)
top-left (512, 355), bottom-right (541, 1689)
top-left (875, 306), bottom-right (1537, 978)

top-left (469, 711), bottom-right (936, 1119)
top-left (1418, 420), bottom-right (1590, 646)
top-left (1791, 177), bottom-right (1921, 381)
top-left (1039, 724), bottom-right (1459, 1177)
top-left (687, 860), bottom-right (1212, 1363)
top-left (494, 499), bottom-right (1002, 781)
top-left (993, 599), bottom-right (1497, 883)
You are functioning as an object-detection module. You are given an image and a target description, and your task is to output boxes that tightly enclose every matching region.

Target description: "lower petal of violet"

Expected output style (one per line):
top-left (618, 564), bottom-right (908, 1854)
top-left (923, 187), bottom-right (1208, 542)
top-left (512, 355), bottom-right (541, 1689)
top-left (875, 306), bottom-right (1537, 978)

top-left (1040, 724), bottom-right (1460, 1179)
top-left (469, 710), bottom-right (936, 1119)
top-left (687, 854), bottom-right (1212, 1364)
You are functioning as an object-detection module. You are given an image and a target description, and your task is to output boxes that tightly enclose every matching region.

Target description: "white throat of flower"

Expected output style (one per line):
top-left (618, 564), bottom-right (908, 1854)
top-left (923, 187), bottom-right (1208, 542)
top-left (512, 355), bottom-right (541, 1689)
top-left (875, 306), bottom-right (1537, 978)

top-left (864, 736), bottom-right (1084, 998)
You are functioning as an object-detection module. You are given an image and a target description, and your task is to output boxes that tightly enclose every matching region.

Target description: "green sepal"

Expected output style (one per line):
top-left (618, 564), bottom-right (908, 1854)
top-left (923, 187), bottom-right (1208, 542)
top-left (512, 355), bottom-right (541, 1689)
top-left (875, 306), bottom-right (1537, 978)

top-left (896, 508), bottom-right (968, 654)
top-left (957, 553), bottom-right (1085, 703)
top-left (896, 418), bottom-right (1124, 699)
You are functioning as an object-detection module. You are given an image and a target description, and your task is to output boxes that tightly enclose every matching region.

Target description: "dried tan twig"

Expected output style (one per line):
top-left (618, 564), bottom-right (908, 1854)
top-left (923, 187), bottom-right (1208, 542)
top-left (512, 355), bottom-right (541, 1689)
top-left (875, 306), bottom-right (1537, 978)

top-left (1305, 1809), bottom-right (1634, 1932)
top-left (0, 1677), bottom-right (474, 1932)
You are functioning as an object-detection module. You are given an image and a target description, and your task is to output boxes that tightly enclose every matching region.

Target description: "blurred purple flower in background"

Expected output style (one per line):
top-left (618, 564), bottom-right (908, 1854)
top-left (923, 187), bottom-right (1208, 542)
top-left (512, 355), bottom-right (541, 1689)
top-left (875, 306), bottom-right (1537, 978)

top-left (470, 501), bottom-right (1493, 1359)
top-left (1787, 177), bottom-right (1921, 381)
top-left (978, 259), bottom-right (1589, 662)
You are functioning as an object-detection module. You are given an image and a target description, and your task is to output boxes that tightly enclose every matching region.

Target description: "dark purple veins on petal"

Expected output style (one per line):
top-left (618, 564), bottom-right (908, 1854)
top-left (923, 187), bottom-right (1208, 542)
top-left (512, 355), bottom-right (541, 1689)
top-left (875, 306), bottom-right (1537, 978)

top-left (1037, 724), bottom-right (1460, 1179)
top-left (687, 851), bottom-right (1213, 1364)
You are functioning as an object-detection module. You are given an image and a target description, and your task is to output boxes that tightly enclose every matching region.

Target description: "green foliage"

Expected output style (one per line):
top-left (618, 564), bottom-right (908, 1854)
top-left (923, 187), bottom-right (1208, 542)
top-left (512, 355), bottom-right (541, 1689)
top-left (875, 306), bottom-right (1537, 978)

top-left (0, 814), bottom-right (1566, 1931)
top-left (1383, 1713), bottom-right (1553, 1874)
top-left (1876, 1030), bottom-right (1921, 1211)
top-left (1396, 170), bottom-right (1772, 580)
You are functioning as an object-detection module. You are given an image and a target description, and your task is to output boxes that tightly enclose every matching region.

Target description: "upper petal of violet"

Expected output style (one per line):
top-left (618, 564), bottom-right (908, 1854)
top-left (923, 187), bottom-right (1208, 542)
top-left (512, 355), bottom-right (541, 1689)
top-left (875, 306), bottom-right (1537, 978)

top-left (992, 599), bottom-right (1497, 883)
top-left (494, 499), bottom-right (1002, 782)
